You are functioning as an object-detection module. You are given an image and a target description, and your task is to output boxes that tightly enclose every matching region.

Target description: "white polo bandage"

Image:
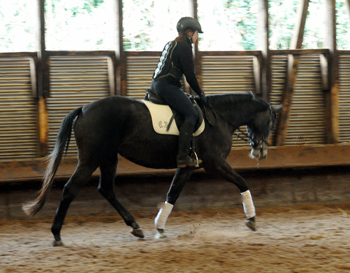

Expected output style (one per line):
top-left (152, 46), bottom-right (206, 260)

top-left (241, 190), bottom-right (256, 218)
top-left (155, 202), bottom-right (174, 230)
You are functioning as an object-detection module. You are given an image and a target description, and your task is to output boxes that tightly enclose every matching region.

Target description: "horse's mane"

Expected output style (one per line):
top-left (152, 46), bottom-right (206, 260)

top-left (207, 91), bottom-right (269, 112)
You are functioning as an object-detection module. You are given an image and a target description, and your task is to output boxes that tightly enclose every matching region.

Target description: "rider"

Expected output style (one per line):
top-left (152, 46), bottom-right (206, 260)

top-left (151, 17), bottom-right (206, 168)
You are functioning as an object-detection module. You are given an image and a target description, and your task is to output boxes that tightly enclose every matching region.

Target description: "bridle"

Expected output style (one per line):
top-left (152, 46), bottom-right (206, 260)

top-left (203, 101), bottom-right (270, 149)
top-left (236, 127), bottom-right (269, 148)
top-left (236, 105), bottom-right (274, 148)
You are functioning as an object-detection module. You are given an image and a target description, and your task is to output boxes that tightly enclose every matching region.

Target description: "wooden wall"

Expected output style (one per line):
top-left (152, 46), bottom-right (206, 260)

top-left (1, 0), bottom-right (350, 182)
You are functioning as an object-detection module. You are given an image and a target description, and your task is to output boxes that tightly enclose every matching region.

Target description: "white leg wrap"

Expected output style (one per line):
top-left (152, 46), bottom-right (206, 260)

top-left (241, 190), bottom-right (256, 218)
top-left (155, 202), bottom-right (174, 230)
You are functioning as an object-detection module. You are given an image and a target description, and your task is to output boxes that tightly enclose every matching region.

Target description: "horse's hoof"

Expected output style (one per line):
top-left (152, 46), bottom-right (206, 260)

top-left (155, 229), bottom-right (167, 239)
top-left (131, 228), bottom-right (144, 238)
top-left (245, 218), bottom-right (256, 231)
top-left (52, 240), bottom-right (64, 247)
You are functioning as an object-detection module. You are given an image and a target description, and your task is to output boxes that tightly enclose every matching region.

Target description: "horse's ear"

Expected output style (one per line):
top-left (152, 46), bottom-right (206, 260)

top-left (271, 103), bottom-right (284, 113)
top-left (248, 91), bottom-right (256, 98)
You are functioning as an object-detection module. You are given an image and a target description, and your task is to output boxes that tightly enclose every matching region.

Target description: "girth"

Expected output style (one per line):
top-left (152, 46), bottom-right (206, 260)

top-left (144, 88), bottom-right (204, 132)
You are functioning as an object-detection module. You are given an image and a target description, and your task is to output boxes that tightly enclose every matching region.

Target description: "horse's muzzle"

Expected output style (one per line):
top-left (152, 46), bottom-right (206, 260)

top-left (249, 147), bottom-right (268, 160)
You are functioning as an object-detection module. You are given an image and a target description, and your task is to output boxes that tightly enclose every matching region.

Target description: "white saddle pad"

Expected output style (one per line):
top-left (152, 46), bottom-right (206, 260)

top-left (142, 100), bottom-right (205, 136)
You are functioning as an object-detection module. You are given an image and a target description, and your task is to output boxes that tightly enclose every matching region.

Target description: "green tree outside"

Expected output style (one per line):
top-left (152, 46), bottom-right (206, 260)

top-left (0, 0), bottom-right (349, 52)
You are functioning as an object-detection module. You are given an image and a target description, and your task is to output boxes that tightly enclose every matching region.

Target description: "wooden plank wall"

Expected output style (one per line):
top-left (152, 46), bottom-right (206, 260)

top-left (0, 0), bottom-right (350, 182)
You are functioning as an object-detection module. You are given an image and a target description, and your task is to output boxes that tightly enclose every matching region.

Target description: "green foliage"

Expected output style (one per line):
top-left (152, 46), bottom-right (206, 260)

top-left (197, 0), bottom-right (257, 50)
top-left (123, 0), bottom-right (192, 51)
top-left (45, 0), bottom-right (116, 50)
top-left (336, 0), bottom-right (350, 49)
top-left (269, 0), bottom-right (298, 49)
top-left (269, 0), bottom-right (350, 50)
top-left (47, 0), bottom-right (104, 14)
top-left (0, 1), bottom-right (38, 52)
top-left (236, 0), bottom-right (257, 50)
top-left (1, 0), bottom-right (350, 52)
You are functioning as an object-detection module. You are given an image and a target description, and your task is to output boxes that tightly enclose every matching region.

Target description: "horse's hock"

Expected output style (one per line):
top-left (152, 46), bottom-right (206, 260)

top-left (1, 166), bottom-right (349, 220)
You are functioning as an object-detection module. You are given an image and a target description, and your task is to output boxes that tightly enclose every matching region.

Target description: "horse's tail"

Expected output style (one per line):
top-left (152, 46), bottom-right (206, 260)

top-left (22, 107), bottom-right (83, 216)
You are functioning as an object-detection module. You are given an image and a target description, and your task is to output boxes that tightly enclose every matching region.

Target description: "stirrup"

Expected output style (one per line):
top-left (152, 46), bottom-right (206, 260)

top-left (192, 150), bottom-right (201, 167)
top-left (177, 154), bottom-right (202, 168)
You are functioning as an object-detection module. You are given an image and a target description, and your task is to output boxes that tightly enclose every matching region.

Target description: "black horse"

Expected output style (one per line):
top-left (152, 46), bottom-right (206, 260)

top-left (23, 91), bottom-right (282, 246)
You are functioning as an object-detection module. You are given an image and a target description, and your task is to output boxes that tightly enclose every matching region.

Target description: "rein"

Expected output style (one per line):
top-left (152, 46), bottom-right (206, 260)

top-left (236, 128), bottom-right (251, 144)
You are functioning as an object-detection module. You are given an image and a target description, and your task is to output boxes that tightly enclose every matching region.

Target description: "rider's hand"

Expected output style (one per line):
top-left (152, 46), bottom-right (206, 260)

top-left (199, 92), bottom-right (207, 104)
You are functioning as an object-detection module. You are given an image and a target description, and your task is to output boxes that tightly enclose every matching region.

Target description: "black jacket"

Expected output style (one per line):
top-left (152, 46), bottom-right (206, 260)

top-left (153, 37), bottom-right (202, 95)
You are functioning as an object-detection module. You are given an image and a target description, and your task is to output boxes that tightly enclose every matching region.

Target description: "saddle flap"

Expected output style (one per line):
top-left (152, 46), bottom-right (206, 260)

top-left (144, 88), bottom-right (204, 135)
top-left (142, 100), bottom-right (205, 137)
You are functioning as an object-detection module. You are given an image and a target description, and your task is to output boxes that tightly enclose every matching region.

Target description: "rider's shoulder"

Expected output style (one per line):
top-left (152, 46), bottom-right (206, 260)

top-left (174, 40), bottom-right (191, 50)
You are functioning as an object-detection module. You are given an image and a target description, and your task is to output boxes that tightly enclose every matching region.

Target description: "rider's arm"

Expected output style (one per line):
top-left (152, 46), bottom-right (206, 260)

top-left (176, 42), bottom-right (203, 96)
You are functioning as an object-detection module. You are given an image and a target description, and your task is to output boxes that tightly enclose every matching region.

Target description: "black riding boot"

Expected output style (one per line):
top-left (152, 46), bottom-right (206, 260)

top-left (176, 121), bottom-right (202, 168)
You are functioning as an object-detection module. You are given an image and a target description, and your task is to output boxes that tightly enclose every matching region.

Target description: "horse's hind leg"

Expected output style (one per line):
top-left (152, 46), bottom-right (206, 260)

top-left (51, 163), bottom-right (96, 246)
top-left (155, 167), bottom-right (194, 238)
top-left (98, 159), bottom-right (144, 238)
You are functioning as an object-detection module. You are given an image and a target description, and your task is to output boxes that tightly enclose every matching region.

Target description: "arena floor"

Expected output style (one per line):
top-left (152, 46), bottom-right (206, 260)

top-left (1, 203), bottom-right (350, 272)
top-left (1, 167), bottom-right (350, 272)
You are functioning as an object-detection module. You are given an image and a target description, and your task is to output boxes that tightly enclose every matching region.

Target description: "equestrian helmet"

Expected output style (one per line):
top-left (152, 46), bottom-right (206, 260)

top-left (176, 17), bottom-right (203, 33)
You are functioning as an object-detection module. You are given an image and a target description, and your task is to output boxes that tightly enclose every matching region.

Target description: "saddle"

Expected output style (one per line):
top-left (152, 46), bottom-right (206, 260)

top-left (144, 88), bottom-right (204, 135)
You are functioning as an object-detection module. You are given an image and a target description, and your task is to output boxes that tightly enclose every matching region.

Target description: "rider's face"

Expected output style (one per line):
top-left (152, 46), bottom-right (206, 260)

top-left (192, 31), bottom-right (198, 43)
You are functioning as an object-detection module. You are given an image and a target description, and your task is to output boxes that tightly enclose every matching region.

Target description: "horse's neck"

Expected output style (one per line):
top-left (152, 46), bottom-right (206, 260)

top-left (211, 99), bottom-right (257, 129)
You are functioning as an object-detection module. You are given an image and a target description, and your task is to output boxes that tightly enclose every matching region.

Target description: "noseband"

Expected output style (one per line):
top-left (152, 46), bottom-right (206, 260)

top-left (236, 128), bottom-right (269, 148)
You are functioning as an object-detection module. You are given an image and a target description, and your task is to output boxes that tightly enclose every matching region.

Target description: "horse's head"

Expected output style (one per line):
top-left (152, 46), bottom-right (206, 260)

top-left (247, 103), bottom-right (283, 160)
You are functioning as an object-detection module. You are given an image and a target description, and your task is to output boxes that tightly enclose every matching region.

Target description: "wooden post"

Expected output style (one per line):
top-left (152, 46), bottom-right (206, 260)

top-left (38, 0), bottom-right (48, 156)
top-left (38, 0), bottom-right (49, 99)
top-left (116, 0), bottom-right (126, 96)
top-left (193, 0), bottom-right (202, 92)
top-left (274, 0), bottom-right (309, 146)
top-left (324, 0), bottom-right (339, 143)
top-left (257, 0), bottom-right (270, 101)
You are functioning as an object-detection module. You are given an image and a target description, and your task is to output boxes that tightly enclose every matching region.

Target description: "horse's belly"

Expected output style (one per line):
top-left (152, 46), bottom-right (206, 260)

top-left (118, 140), bottom-right (178, 169)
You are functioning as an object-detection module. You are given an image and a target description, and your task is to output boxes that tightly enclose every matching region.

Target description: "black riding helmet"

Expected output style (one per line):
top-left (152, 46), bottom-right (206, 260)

top-left (176, 17), bottom-right (203, 33)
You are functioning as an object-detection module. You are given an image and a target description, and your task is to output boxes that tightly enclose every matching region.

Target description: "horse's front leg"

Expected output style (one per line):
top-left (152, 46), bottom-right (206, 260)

top-left (205, 160), bottom-right (256, 231)
top-left (155, 167), bottom-right (194, 238)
